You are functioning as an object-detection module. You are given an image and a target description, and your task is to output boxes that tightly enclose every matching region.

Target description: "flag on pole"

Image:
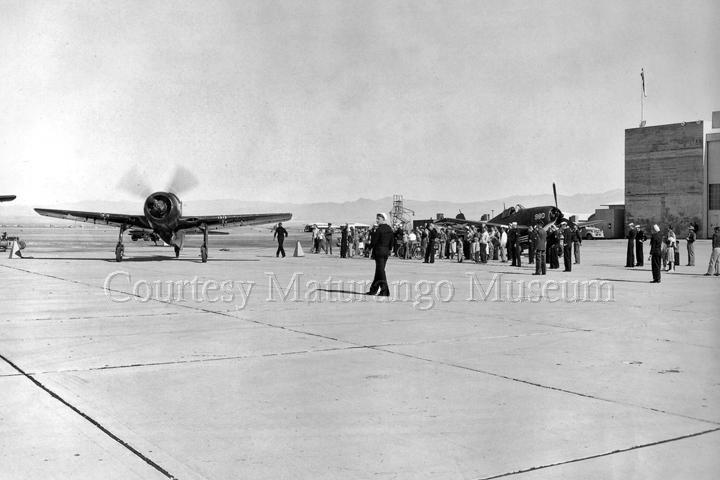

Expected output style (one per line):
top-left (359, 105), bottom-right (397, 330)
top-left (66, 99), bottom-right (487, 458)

top-left (641, 68), bottom-right (647, 97)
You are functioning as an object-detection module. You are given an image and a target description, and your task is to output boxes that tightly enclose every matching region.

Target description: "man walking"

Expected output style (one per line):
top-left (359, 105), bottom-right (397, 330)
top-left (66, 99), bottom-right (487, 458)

top-left (625, 222), bottom-right (636, 267)
top-left (705, 226), bottom-right (720, 276)
top-left (273, 222), bottom-right (288, 258)
top-left (686, 225), bottom-right (696, 266)
top-left (650, 224), bottom-right (662, 283)
top-left (367, 213), bottom-right (394, 296)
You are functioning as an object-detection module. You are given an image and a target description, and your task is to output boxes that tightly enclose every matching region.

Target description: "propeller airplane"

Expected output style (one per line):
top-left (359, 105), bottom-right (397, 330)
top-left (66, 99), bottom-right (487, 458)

top-left (34, 167), bottom-right (291, 262)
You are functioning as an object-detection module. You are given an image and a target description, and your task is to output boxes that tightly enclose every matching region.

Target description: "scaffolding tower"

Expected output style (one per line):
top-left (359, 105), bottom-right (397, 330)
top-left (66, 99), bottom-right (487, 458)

top-left (391, 194), bottom-right (414, 229)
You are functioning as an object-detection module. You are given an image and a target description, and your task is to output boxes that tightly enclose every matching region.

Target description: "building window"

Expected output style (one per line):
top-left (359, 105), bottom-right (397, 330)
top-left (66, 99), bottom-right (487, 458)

top-left (710, 184), bottom-right (720, 210)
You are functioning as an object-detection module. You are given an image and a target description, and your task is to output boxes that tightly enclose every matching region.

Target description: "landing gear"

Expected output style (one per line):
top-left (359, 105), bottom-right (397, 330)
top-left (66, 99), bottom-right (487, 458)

top-left (200, 224), bottom-right (208, 263)
top-left (115, 225), bottom-right (126, 262)
top-left (174, 245), bottom-right (181, 258)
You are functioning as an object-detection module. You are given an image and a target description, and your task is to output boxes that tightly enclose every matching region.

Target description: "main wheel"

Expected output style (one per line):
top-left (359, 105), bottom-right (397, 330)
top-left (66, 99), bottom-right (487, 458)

top-left (115, 244), bottom-right (124, 262)
top-left (200, 245), bottom-right (208, 263)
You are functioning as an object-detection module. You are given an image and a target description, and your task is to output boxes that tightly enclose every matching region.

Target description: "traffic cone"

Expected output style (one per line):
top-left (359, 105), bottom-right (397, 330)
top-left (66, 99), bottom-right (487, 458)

top-left (8, 241), bottom-right (22, 259)
top-left (293, 241), bottom-right (305, 257)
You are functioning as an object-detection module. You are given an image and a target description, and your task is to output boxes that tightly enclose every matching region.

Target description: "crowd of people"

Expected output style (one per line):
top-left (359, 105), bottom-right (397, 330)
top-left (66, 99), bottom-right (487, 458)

top-left (296, 220), bottom-right (585, 271)
top-left (275, 219), bottom-right (720, 292)
top-left (626, 222), bottom-right (720, 282)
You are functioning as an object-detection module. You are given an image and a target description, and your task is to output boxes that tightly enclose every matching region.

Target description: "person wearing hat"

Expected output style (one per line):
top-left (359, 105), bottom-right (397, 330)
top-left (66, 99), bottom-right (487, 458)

top-left (509, 222), bottom-right (521, 267)
top-left (686, 225), bottom-right (696, 266)
top-left (561, 222), bottom-right (572, 272)
top-left (650, 224), bottom-right (662, 283)
top-left (635, 224), bottom-right (647, 267)
top-left (273, 222), bottom-right (288, 258)
top-left (625, 222), bottom-right (636, 267)
top-left (367, 213), bottom-right (394, 296)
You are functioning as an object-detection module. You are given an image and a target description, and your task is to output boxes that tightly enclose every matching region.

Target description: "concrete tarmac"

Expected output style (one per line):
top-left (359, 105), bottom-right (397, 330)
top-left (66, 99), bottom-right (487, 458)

top-left (1, 229), bottom-right (719, 479)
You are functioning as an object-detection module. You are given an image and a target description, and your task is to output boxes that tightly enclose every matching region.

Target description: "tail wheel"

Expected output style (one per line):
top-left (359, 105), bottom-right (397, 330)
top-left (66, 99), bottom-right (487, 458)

top-left (115, 244), bottom-right (124, 262)
top-left (201, 246), bottom-right (208, 263)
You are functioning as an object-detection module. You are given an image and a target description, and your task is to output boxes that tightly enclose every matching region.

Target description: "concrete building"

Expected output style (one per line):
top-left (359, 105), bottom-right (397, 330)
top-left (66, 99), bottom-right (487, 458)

top-left (588, 204), bottom-right (625, 239)
top-left (625, 121), bottom-right (705, 237)
top-left (707, 112), bottom-right (720, 233)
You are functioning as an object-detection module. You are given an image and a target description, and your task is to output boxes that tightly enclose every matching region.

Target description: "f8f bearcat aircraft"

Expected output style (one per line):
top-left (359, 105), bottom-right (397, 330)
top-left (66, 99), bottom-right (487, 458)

top-left (34, 168), bottom-right (291, 262)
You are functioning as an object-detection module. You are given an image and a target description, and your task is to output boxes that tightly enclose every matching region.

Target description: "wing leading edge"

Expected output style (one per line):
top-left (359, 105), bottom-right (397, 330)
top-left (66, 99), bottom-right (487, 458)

top-left (34, 208), bottom-right (151, 229)
top-left (178, 213), bottom-right (292, 231)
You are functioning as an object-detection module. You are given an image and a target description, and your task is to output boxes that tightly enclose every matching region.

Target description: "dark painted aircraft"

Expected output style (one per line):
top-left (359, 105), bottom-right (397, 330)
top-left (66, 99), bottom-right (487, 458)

top-left (34, 167), bottom-right (291, 262)
top-left (436, 183), bottom-right (600, 242)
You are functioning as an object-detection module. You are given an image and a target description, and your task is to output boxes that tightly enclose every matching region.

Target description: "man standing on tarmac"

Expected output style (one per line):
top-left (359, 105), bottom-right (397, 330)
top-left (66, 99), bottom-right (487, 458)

top-left (325, 223), bottom-right (334, 255)
top-left (424, 223), bottom-right (438, 263)
top-left (635, 224), bottom-right (646, 267)
top-left (650, 224), bottom-right (662, 283)
top-left (273, 222), bottom-right (288, 258)
top-left (686, 225), bottom-right (696, 266)
top-left (533, 222), bottom-right (547, 275)
top-left (572, 224), bottom-right (582, 264)
top-left (625, 222), bottom-right (636, 267)
top-left (562, 222), bottom-right (572, 272)
top-left (367, 213), bottom-right (394, 296)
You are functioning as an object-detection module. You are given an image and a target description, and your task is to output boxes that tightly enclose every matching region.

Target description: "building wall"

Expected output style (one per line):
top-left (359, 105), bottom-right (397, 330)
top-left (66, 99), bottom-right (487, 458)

top-left (589, 206), bottom-right (625, 238)
top-left (708, 132), bottom-right (720, 236)
top-left (625, 122), bottom-right (705, 237)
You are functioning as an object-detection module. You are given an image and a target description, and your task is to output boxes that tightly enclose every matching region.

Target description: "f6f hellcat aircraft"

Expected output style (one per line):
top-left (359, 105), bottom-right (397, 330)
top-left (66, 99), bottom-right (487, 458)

top-left (34, 167), bottom-right (291, 262)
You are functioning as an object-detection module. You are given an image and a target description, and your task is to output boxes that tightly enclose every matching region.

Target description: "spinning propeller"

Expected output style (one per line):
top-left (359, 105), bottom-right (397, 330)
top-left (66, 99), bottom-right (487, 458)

top-left (118, 166), bottom-right (199, 199)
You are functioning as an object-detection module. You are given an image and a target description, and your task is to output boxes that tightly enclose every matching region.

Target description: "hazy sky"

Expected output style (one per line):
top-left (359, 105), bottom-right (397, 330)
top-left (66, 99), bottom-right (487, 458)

top-left (1, 0), bottom-right (718, 206)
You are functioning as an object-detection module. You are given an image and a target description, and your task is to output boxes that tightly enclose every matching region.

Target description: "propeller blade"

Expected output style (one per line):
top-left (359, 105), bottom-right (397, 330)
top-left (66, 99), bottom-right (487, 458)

top-left (118, 168), bottom-right (153, 199)
top-left (167, 166), bottom-right (199, 195)
top-left (552, 182), bottom-right (558, 209)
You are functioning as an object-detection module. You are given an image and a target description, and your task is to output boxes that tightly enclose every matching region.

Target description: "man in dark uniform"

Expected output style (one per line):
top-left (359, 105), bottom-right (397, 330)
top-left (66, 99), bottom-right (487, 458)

top-left (625, 222), bottom-right (636, 267)
top-left (273, 222), bottom-right (288, 258)
top-left (650, 224), bottom-right (662, 283)
top-left (367, 213), bottom-right (394, 296)
top-left (635, 224), bottom-right (646, 267)
top-left (533, 222), bottom-right (547, 275)
top-left (507, 224), bottom-right (516, 266)
top-left (424, 223), bottom-right (438, 263)
top-left (340, 224), bottom-right (349, 258)
top-left (527, 225), bottom-right (537, 264)
top-left (547, 225), bottom-right (559, 269)
top-left (571, 225), bottom-right (582, 264)
top-left (562, 222), bottom-right (572, 272)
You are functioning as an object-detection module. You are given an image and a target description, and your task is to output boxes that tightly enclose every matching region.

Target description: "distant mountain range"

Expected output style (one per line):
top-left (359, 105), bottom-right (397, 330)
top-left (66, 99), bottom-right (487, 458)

top-left (2, 189), bottom-right (624, 226)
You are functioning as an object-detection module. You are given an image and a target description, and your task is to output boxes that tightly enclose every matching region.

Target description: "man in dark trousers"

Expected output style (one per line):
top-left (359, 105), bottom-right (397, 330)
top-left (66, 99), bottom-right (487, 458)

top-left (508, 223), bottom-right (517, 266)
top-left (625, 222), bottom-right (636, 267)
top-left (325, 223), bottom-right (334, 255)
top-left (650, 224), bottom-right (662, 283)
top-left (571, 225), bottom-right (582, 264)
top-left (367, 213), bottom-right (394, 296)
top-left (424, 223), bottom-right (438, 263)
top-left (635, 224), bottom-right (646, 267)
top-left (273, 222), bottom-right (288, 258)
top-left (562, 222), bottom-right (572, 272)
top-left (533, 222), bottom-right (547, 275)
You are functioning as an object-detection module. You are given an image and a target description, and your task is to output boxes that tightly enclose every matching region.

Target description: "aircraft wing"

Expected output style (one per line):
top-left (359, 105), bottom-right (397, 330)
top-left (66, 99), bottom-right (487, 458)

top-left (178, 213), bottom-right (292, 231)
top-left (34, 208), bottom-right (152, 229)
top-left (436, 217), bottom-right (528, 230)
top-left (0, 195), bottom-right (17, 202)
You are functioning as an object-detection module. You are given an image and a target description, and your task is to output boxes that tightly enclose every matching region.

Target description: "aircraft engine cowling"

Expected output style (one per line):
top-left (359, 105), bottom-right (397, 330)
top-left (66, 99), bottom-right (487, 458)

top-left (144, 192), bottom-right (182, 230)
